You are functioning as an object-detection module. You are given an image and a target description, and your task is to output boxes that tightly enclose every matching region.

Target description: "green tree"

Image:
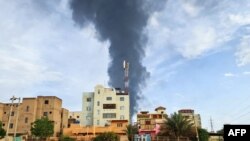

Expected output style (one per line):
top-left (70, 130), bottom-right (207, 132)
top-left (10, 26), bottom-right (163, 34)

top-left (164, 112), bottom-right (193, 141)
top-left (93, 132), bottom-right (119, 141)
top-left (60, 135), bottom-right (75, 141)
top-left (198, 128), bottom-right (209, 141)
top-left (217, 128), bottom-right (224, 135)
top-left (124, 124), bottom-right (138, 141)
top-left (0, 121), bottom-right (6, 139)
top-left (31, 117), bottom-right (54, 140)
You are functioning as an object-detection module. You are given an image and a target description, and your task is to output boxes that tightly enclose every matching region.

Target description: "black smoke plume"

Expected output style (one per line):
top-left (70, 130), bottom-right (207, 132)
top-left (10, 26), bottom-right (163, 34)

top-left (70, 0), bottom-right (165, 116)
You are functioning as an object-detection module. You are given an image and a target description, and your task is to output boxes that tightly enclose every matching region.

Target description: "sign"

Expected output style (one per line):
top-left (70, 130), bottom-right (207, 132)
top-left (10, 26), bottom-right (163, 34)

top-left (224, 124), bottom-right (250, 141)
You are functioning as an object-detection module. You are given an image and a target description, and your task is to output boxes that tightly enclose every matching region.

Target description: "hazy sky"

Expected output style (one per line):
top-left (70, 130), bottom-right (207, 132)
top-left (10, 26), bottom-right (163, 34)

top-left (1, 0), bottom-right (250, 131)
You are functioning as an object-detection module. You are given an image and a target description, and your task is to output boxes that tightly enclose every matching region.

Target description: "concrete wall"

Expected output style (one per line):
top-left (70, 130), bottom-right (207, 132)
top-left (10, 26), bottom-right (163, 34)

top-left (61, 108), bottom-right (69, 129)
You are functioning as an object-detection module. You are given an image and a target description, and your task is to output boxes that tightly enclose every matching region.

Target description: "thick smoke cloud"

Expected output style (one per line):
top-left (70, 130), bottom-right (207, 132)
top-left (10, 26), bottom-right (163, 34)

top-left (70, 0), bottom-right (165, 115)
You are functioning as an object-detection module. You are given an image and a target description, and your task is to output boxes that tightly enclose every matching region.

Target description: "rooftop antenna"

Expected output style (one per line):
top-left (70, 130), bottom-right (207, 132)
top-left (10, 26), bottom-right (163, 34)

top-left (123, 60), bottom-right (129, 93)
top-left (210, 117), bottom-right (214, 133)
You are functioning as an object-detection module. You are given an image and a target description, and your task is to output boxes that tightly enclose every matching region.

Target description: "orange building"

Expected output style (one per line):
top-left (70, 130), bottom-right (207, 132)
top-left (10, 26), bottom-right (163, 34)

top-left (63, 120), bottom-right (129, 141)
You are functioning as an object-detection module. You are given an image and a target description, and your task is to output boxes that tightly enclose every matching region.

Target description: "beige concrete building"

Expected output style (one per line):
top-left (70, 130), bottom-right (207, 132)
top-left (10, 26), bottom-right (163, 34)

top-left (82, 85), bottom-right (130, 126)
top-left (178, 109), bottom-right (202, 128)
top-left (0, 96), bottom-right (68, 137)
top-left (68, 111), bottom-right (82, 127)
top-left (69, 111), bottom-right (82, 120)
top-left (208, 133), bottom-right (223, 141)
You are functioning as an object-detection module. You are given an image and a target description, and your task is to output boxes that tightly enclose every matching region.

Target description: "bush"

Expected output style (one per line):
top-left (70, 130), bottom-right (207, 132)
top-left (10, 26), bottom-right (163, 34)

top-left (0, 121), bottom-right (6, 139)
top-left (93, 132), bottom-right (119, 141)
top-left (60, 136), bottom-right (76, 141)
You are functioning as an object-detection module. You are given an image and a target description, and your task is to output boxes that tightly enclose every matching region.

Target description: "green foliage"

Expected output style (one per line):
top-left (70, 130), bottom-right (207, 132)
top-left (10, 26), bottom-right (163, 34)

top-left (31, 117), bottom-right (54, 140)
top-left (93, 132), bottom-right (119, 141)
top-left (198, 128), bottom-right (209, 141)
top-left (165, 112), bottom-right (193, 139)
top-left (217, 128), bottom-right (224, 134)
top-left (0, 121), bottom-right (6, 139)
top-left (60, 135), bottom-right (76, 141)
top-left (124, 124), bottom-right (138, 141)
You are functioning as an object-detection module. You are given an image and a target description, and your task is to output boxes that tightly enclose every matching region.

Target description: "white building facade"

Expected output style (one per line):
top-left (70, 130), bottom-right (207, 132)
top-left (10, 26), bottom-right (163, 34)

top-left (82, 85), bottom-right (130, 126)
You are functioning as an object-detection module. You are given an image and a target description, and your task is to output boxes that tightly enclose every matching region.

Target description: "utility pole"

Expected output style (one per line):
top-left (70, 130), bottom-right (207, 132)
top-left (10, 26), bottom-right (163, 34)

top-left (5, 96), bottom-right (17, 141)
top-left (14, 97), bottom-right (21, 140)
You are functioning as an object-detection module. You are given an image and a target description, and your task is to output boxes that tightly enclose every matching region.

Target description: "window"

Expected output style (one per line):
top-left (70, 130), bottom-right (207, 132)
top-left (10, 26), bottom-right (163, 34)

top-left (86, 107), bottom-right (91, 111)
top-left (120, 106), bottom-right (124, 110)
top-left (25, 117), bottom-right (28, 123)
top-left (43, 112), bottom-right (48, 116)
top-left (103, 104), bottom-right (116, 109)
top-left (106, 97), bottom-right (112, 101)
top-left (70, 116), bottom-right (72, 118)
top-left (10, 123), bottom-right (14, 129)
top-left (103, 113), bottom-right (116, 118)
top-left (97, 120), bottom-right (100, 125)
top-left (4, 112), bottom-right (6, 114)
top-left (2, 123), bottom-right (5, 126)
top-left (45, 100), bottom-right (49, 104)
top-left (120, 97), bottom-right (124, 101)
top-left (26, 106), bottom-right (29, 112)
top-left (77, 116), bottom-right (79, 118)
top-left (117, 123), bottom-right (123, 127)
top-left (49, 111), bottom-right (52, 114)
top-left (153, 115), bottom-right (157, 118)
top-left (11, 111), bottom-right (14, 116)
top-left (98, 90), bottom-right (100, 94)
top-left (145, 120), bottom-right (151, 125)
top-left (120, 115), bottom-right (125, 120)
top-left (86, 116), bottom-right (91, 120)
top-left (97, 101), bottom-right (100, 106)
top-left (86, 98), bottom-right (91, 102)
top-left (97, 110), bottom-right (100, 115)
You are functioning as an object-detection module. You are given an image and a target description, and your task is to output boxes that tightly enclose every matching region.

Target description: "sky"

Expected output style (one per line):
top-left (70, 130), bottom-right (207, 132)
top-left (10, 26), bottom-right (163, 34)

top-left (1, 0), bottom-right (250, 132)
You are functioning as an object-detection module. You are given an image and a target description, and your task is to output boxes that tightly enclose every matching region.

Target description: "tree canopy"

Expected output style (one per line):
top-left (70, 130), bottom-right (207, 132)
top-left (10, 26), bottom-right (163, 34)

top-left (93, 132), bottom-right (119, 141)
top-left (164, 112), bottom-right (193, 141)
top-left (217, 128), bottom-right (224, 135)
top-left (0, 121), bottom-right (6, 139)
top-left (124, 124), bottom-right (138, 141)
top-left (60, 135), bottom-right (76, 141)
top-left (31, 117), bottom-right (54, 140)
top-left (198, 128), bottom-right (209, 141)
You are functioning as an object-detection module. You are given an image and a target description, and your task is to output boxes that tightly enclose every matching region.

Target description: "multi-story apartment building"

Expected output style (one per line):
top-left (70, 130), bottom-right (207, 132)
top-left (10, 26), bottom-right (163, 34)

top-left (82, 85), bottom-right (130, 127)
top-left (0, 96), bottom-right (69, 137)
top-left (178, 109), bottom-right (202, 128)
top-left (137, 106), bottom-right (167, 136)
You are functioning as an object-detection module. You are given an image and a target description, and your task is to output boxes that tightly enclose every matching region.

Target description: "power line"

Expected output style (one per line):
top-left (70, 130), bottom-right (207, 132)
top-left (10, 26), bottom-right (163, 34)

top-left (230, 110), bottom-right (250, 123)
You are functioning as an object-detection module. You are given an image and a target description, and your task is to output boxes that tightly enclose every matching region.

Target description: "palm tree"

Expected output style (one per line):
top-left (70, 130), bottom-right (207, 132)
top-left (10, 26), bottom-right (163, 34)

top-left (124, 124), bottom-right (138, 141)
top-left (163, 112), bottom-right (193, 141)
